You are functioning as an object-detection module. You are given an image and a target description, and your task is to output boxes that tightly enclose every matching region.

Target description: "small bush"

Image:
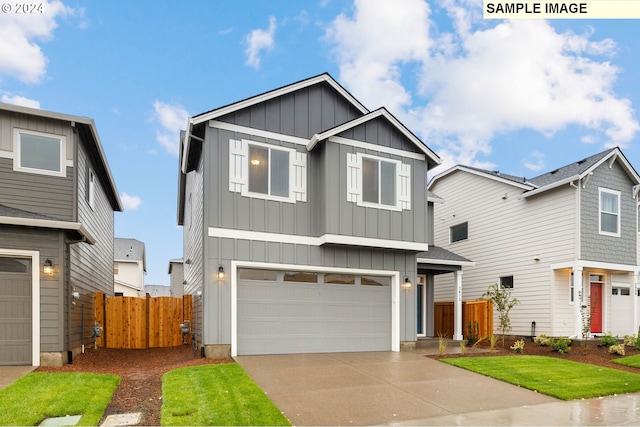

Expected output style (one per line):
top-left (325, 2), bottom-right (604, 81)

top-left (600, 333), bottom-right (619, 347)
top-left (459, 340), bottom-right (467, 356)
top-left (438, 335), bottom-right (448, 356)
top-left (489, 334), bottom-right (498, 353)
top-left (624, 334), bottom-right (637, 347)
top-left (609, 344), bottom-right (626, 356)
top-left (550, 337), bottom-right (572, 354)
top-left (510, 339), bottom-right (525, 353)
top-left (534, 334), bottom-right (551, 346)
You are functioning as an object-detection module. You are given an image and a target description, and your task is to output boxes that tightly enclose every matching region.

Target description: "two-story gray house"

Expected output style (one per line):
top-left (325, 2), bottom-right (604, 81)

top-left (0, 103), bottom-right (122, 366)
top-left (428, 147), bottom-right (640, 339)
top-left (178, 74), bottom-right (472, 358)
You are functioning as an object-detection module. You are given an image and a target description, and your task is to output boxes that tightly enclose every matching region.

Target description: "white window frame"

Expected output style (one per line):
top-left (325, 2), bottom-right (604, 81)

top-left (347, 152), bottom-right (411, 212)
top-left (87, 168), bottom-right (96, 210)
top-left (13, 128), bottom-right (66, 177)
top-left (599, 187), bottom-right (621, 237)
top-left (229, 139), bottom-right (306, 204)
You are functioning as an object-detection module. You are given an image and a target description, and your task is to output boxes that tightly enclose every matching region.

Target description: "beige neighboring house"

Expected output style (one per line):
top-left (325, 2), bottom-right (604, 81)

top-left (114, 238), bottom-right (146, 296)
top-left (168, 258), bottom-right (184, 297)
top-left (144, 284), bottom-right (171, 297)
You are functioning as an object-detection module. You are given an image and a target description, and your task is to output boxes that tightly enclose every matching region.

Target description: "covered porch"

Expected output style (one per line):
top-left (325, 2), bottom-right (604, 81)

top-left (417, 247), bottom-right (474, 340)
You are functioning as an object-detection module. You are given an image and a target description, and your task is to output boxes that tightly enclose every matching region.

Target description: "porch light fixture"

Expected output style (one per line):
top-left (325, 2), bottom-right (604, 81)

top-left (217, 265), bottom-right (225, 281)
top-left (43, 259), bottom-right (54, 276)
top-left (403, 277), bottom-right (412, 289)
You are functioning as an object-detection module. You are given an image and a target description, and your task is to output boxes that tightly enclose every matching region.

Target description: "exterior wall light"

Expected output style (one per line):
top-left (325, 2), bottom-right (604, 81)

top-left (403, 276), bottom-right (412, 289)
top-left (217, 265), bottom-right (225, 281)
top-left (43, 259), bottom-right (54, 275)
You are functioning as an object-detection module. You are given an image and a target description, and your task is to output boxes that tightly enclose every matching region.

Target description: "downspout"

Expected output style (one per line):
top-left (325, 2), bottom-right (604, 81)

top-left (67, 125), bottom-right (80, 363)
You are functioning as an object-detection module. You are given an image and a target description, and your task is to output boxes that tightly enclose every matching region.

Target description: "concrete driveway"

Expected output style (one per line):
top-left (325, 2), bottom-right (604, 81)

top-left (236, 351), bottom-right (556, 426)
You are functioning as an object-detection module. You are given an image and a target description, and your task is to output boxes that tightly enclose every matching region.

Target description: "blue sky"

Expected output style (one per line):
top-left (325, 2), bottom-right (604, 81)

top-left (1, 0), bottom-right (639, 285)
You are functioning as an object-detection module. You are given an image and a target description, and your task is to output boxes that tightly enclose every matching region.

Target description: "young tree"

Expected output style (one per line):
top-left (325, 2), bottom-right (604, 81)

top-left (483, 283), bottom-right (520, 346)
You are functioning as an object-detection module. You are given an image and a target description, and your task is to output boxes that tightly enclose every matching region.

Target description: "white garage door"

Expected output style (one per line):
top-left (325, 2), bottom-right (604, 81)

top-left (0, 257), bottom-right (32, 365)
top-left (237, 269), bottom-right (392, 355)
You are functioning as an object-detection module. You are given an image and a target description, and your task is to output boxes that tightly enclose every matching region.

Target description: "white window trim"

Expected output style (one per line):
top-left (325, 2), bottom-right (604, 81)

top-left (229, 139), bottom-right (306, 204)
top-left (87, 168), bottom-right (96, 210)
top-left (599, 187), bottom-right (621, 237)
top-left (230, 260), bottom-right (400, 357)
top-left (347, 152), bottom-right (411, 212)
top-left (13, 128), bottom-right (67, 177)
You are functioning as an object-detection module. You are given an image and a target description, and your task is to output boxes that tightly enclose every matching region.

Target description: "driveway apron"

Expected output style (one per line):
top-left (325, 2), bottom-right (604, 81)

top-left (235, 351), bottom-right (555, 426)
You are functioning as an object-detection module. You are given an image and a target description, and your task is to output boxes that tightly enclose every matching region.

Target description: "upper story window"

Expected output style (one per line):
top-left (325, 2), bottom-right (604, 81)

top-left (87, 168), bottom-right (96, 209)
top-left (450, 222), bottom-right (468, 243)
top-left (14, 128), bottom-right (66, 177)
top-left (229, 139), bottom-right (306, 203)
top-left (347, 152), bottom-right (411, 211)
top-left (599, 188), bottom-right (620, 237)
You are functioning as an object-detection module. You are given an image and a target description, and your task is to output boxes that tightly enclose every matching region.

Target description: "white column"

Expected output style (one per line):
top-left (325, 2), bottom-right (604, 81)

top-left (631, 271), bottom-right (638, 334)
top-left (453, 270), bottom-right (463, 341)
top-left (574, 266), bottom-right (583, 338)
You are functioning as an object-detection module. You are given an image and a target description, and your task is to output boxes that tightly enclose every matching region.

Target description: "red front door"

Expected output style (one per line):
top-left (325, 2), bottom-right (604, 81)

top-left (590, 283), bottom-right (603, 333)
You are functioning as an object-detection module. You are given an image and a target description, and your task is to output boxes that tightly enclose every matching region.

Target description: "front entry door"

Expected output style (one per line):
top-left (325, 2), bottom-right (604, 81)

top-left (590, 283), bottom-right (603, 333)
top-left (417, 275), bottom-right (426, 337)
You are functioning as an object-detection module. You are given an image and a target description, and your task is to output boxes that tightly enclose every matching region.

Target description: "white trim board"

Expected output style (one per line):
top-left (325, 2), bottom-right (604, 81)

top-left (0, 248), bottom-right (40, 366)
top-left (208, 227), bottom-right (430, 251)
top-left (210, 120), bottom-right (309, 146)
top-left (230, 260), bottom-right (400, 357)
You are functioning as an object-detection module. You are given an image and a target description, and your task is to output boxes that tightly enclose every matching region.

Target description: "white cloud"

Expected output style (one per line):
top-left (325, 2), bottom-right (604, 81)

top-left (326, 0), bottom-right (639, 168)
top-left (121, 192), bottom-right (142, 211)
top-left (245, 16), bottom-right (277, 69)
top-left (152, 101), bottom-right (188, 156)
top-left (522, 151), bottom-right (545, 172)
top-left (0, 0), bottom-right (73, 83)
top-left (1, 94), bottom-right (40, 108)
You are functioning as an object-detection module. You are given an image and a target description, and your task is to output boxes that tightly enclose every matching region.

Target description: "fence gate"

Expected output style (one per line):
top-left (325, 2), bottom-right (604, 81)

top-left (434, 299), bottom-right (493, 339)
top-left (94, 293), bottom-right (192, 349)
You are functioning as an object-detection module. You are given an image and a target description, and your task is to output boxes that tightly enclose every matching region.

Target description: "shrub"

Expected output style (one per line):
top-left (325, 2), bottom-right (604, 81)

top-left (459, 340), bottom-right (467, 356)
top-left (489, 334), bottom-right (498, 353)
top-left (510, 339), bottom-right (525, 353)
top-left (482, 284), bottom-right (520, 346)
top-left (624, 334), bottom-right (637, 347)
top-left (600, 333), bottom-right (619, 347)
top-left (609, 344), bottom-right (626, 356)
top-left (550, 337), bottom-right (572, 354)
top-left (534, 334), bottom-right (551, 346)
top-left (438, 335), bottom-right (448, 356)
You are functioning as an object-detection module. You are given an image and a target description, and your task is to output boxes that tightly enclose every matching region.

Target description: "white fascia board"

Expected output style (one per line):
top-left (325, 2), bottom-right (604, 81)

top-left (308, 108), bottom-right (441, 165)
top-left (584, 148), bottom-right (640, 185)
top-left (427, 196), bottom-right (445, 204)
top-left (180, 117), bottom-right (194, 174)
top-left (328, 136), bottom-right (425, 161)
top-left (417, 257), bottom-right (476, 267)
top-left (208, 227), bottom-right (429, 251)
top-left (550, 259), bottom-right (640, 273)
top-left (0, 216), bottom-right (97, 244)
top-left (192, 74), bottom-right (369, 126)
top-left (428, 165), bottom-right (534, 191)
top-left (519, 175), bottom-right (580, 199)
top-left (209, 120), bottom-right (309, 146)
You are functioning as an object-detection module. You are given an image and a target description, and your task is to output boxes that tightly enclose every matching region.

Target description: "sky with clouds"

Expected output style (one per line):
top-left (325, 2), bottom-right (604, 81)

top-left (1, 0), bottom-right (639, 285)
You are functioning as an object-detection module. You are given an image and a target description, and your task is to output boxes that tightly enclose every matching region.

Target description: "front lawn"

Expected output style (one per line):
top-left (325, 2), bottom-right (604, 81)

top-left (612, 354), bottom-right (640, 368)
top-left (161, 363), bottom-right (290, 426)
top-left (442, 355), bottom-right (640, 400)
top-left (0, 372), bottom-right (119, 426)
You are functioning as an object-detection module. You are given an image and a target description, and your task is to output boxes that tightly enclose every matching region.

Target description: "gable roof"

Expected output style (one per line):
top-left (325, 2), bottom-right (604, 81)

top-left (0, 102), bottom-right (123, 212)
top-left (114, 238), bottom-right (147, 271)
top-left (429, 147), bottom-right (640, 199)
top-left (307, 107), bottom-right (441, 167)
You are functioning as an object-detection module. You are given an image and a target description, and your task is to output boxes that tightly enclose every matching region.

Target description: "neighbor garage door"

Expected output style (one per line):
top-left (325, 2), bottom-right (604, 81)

top-left (0, 257), bottom-right (32, 365)
top-left (237, 268), bottom-right (392, 355)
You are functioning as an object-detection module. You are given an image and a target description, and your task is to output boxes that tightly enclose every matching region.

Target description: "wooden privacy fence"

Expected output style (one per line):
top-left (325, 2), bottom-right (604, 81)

top-left (434, 299), bottom-right (493, 339)
top-left (94, 293), bottom-right (192, 349)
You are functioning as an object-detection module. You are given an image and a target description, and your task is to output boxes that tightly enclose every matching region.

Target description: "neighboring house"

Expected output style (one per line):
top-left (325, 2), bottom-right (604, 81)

top-left (114, 238), bottom-right (146, 296)
top-left (177, 73), bottom-right (471, 358)
top-left (144, 285), bottom-right (171, 297)
top-left (168, 258), bottom-right (184, 297)
top-left (0, 103), bottom-right (122, 366)
top-left (428, 147), bottom-right (640, 339)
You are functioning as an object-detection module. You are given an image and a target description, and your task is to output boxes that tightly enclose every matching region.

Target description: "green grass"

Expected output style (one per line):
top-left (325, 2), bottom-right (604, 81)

top-left (161, 363), bottom-right (290, 426)
top-left (442, 355), bottom-right (640, 400)
top-left (612, 354), bottom-right (640, 368)
top-left (0, 372), bottom-right (119, 426)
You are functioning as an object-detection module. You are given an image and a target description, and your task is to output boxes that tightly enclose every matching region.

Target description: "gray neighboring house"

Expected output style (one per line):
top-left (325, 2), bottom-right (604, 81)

top-left (168, 258), bottom-right (184, 297)
top-left (0, 103), bottom-right (122, 366)
top-left (428, 147), bottom-right (640, 339)
top-left (177, 73), bottom-right (472, 358)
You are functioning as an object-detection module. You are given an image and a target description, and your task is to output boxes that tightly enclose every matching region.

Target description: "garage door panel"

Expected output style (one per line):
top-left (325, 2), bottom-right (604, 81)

top-left (238, 272), bottom-right (392, 355)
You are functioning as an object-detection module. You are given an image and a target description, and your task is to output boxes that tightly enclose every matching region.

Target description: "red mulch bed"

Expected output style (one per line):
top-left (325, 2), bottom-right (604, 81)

top-left (36, 345), bottom-right (232, 426)
top-left (428, 337), bottom-right (640, 374)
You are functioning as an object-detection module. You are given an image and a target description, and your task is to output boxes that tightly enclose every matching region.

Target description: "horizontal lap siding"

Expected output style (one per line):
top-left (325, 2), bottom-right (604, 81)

top-left (432, 171), bottom-right (576, 336)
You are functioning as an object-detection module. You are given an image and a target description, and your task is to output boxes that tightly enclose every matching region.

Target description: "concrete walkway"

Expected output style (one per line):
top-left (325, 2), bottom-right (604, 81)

top-left (0, 365), bottom-right (35, 389)
top-left (236, 351), bottom-right (640, 426)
